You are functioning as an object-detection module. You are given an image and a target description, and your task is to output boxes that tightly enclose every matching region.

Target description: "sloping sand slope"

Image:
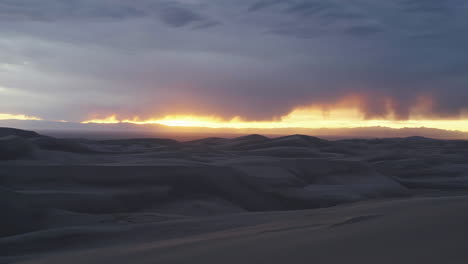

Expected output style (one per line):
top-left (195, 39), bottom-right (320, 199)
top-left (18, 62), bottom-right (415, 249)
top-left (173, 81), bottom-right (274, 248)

top-left (3, 196), bottom-right (468, 264)
top-left (1, 128), bottom-right (468, 263)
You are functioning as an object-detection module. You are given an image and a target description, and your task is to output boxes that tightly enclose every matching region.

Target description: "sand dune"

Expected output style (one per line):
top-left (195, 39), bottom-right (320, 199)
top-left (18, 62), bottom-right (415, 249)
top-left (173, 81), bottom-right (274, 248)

top-left (1, 127), bottom-right (468, 263)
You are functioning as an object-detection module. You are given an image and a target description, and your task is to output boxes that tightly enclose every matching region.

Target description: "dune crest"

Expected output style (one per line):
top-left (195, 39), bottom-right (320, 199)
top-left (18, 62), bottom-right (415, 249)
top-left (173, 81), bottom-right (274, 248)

top-left (1, 127), bottom-right (468, 263)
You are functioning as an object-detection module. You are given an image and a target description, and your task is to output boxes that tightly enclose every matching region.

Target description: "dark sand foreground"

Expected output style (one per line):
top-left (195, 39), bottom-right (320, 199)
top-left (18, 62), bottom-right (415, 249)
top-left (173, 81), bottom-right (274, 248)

top-left (4, 196), bottom-right (468, 264)
top-left (1, 127), bottom-right (468, 263)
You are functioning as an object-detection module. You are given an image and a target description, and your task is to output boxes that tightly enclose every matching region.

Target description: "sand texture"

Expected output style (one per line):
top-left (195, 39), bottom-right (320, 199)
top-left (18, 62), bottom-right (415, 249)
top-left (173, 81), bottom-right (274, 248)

top-left (1, 128), bottom-right (468, 263)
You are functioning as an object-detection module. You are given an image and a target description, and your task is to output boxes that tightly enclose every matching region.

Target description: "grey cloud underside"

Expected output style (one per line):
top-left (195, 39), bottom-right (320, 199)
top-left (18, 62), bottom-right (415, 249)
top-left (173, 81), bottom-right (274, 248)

top-left (0, 0), bottom-right (218, 28)
top-left (0, 0), bottom-right (467, 121)
top-left (399, 0), bottom-right (454, 14)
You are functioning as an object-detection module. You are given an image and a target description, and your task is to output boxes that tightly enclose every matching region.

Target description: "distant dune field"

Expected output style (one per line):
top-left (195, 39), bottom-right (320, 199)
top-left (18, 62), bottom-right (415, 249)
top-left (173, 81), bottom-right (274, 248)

top-left (1, 127), bottom-right (468, 263)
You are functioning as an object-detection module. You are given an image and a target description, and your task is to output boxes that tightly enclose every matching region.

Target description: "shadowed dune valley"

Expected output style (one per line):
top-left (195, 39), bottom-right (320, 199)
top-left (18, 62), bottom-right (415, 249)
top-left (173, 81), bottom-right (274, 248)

top-left (1, 127), bottom-right (468, 263)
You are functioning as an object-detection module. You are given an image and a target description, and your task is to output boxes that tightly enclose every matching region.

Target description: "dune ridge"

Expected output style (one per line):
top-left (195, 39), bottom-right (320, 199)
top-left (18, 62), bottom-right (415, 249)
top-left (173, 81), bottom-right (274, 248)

top-left (1, 127), bottom-right (468, 263)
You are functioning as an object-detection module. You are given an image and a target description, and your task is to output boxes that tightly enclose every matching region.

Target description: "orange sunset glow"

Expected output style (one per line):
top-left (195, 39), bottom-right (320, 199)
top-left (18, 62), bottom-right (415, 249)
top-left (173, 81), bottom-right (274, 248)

top-left (0, 113), bottom-right (42, 121)
top-left (81, 97), bottom-right (468, 132)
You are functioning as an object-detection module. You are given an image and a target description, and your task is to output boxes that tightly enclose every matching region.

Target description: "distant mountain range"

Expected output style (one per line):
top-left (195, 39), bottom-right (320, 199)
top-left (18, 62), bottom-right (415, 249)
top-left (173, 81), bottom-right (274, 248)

top-left (1, 119), bottom-right (467, 140)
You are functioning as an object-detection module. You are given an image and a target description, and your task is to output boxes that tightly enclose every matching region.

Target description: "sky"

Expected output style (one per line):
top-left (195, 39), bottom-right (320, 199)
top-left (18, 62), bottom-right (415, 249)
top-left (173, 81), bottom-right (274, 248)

top-left (1, 0), bottom-right (468, 131)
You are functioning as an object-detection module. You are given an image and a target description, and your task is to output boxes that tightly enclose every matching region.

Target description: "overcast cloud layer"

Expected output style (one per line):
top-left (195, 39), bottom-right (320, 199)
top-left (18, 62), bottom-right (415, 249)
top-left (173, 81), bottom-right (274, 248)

top-left (0, 0), bottom-right (467, 121)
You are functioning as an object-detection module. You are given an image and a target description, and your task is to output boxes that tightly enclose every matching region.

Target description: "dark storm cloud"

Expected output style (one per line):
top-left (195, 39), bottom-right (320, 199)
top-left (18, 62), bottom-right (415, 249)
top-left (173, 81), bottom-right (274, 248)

top-left (0, 0), bottom-right (467, 121)
top-left (398, 0), bottom-right (453, 14)
top-left (156, 2), bottom-right (206, 27)
top-left (0, 0), bottom-right (141, 20)
top-left (0, 0), bottom-right (217, 28)
top-left (343, 25), bottom-right (384, 37)
top-left (248, 0), bottom-right (282, 12)
top-left (248, 0), bottom-right (335, 14)
top-left (284, 1), bottom-right (335, 16)
top-left (249, 0), bottom-right (365, 19)
top-left (248, 0), bottom-right (383, 39)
